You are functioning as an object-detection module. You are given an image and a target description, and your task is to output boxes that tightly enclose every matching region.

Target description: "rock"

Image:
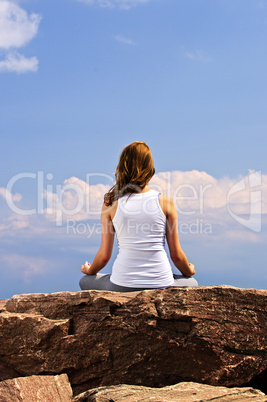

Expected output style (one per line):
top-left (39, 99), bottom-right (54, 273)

top-left (0, 286), bottom-right (266, 396)
top-left (73, 382), bottom-right (267, 401)
top-left (0, 299), bottom-right (5, 313)
top-left (0, 374), bottom-right (72, 401)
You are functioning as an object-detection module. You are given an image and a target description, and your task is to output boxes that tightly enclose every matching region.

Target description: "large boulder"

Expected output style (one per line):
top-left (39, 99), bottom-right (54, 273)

top-left (0, 286), bottom-right (266, 396)
top-left (73, 382), bottom-right (267, 401)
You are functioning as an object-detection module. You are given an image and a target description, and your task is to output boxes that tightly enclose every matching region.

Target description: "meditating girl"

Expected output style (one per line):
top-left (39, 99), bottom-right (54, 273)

top-left (80, 141), bottom-right (198, 291)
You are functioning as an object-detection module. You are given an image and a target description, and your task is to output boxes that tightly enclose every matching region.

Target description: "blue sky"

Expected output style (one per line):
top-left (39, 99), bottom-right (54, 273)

top-left (0, 0), bottom-right (267, 299)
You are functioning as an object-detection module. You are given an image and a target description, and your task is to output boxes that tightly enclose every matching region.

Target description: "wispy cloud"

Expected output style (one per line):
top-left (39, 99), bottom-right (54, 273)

top-left (0, 51), bottom-right (38, 73)
top-left (77, 0), bottom-right (150, 10)
top-left (1, 253), bottom-right (48, 282)
top-left (0, 187), bottom-right (22, 203)
top-left (184, 49), bottom-right (213, 63)
top-left (115, 34), bottom-right (136, 45)
top-left (0, 0), bottom-right (41, 73)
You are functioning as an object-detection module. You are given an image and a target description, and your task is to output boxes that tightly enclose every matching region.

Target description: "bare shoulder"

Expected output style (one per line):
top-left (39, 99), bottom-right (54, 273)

top-left (159, 194), bottom-right (176, 217)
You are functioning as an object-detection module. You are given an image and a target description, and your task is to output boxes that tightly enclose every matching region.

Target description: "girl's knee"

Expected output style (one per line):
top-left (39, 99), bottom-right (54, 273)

top-left (173, 274), bottom-right (198, 287)
top-left (190, 277), bottom-right (198, 287)
top-left (79, 275), bottom-right (89, 290)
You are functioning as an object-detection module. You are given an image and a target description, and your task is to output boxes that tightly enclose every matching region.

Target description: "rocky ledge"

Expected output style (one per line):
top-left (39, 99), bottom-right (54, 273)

top-left (0, 286), bottom-right (266, 400)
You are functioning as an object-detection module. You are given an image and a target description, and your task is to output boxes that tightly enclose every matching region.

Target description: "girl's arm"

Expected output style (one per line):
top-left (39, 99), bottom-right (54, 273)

top-left (160, 195), bottom-right (195, 277)
top-left (81, 203), bottom-right (115, 275)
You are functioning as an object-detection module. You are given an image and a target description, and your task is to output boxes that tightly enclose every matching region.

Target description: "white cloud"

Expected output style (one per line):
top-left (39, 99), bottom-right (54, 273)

top-left (42, 177), bottom-right (110, 224)
top-left (150, 170), bottom-right (266, 233)
top-left (151, 170), bottom-right (264, 212)
top-left (0, 0), bottom-right (41, 73)
top-left (77, 0), bottom-right (150, 10)
top-left (0, 1), bottom-right (41, 48)
top-left (115, 34), bottom-right (136, 45)
top-left (184, 49), bottom-right (213, 63)
top-left (0, 51), bottom-right (38, 73)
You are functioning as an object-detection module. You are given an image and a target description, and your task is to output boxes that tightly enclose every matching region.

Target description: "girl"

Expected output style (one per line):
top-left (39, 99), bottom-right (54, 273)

top-left (80, 141), bottom-right (197, 291)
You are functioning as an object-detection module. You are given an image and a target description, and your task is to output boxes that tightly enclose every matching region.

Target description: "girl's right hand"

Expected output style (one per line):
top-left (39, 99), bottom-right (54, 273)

top-left (81, 261), bottom-right (91, 275)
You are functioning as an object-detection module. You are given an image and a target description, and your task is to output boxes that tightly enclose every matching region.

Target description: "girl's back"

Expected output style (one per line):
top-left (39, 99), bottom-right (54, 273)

top-left (110, 190), bottom-right (175, 288)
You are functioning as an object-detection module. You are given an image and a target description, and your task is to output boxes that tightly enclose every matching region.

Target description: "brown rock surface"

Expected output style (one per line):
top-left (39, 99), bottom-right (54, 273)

top-left (0, 286), bottom-right (266, 396)
top-left (0, 300), bottom-right (5, 312)
top-left (73, 382), bottom-right (267, 401)
top-left (0, 374), bottom-right (72, 401)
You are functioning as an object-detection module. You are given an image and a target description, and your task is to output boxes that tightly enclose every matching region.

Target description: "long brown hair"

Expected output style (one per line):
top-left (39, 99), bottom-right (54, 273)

top-left (104, 141), bottom-right (155, 206)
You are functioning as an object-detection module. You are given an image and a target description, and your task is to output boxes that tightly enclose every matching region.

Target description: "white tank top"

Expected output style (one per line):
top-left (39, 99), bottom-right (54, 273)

top-left (110, 190), bottom-right (175, 288)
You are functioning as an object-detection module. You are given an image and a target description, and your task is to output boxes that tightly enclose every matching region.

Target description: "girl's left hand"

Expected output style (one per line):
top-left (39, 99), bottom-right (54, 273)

top-left (81, 261), bottom-right (91, 274)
